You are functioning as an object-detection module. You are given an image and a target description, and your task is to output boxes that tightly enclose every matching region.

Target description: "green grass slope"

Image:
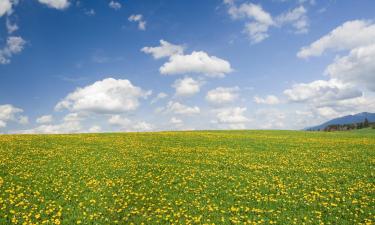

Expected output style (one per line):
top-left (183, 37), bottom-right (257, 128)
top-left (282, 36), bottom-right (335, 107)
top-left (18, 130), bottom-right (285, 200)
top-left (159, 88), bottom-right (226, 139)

top-left (0, 130), bottom-right (374, 224)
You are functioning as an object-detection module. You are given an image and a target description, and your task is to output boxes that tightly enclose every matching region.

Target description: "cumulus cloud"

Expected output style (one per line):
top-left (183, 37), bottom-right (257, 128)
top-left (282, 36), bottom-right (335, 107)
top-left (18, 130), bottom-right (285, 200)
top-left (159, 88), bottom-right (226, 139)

top-left (0, 36), bottom-right (26, 64)
top-left (324, 44), bottom-right (375, 92)
top-left (172, 77), bottom-right (202, 97)
top-left (109, 1), bottom-right (122, 10)
top-left (206, 87), bottom-right (239, 105)
top-left (141, 40), bottom-right (184, 59)
top-left (297, 20), bottom-right (375, 58)
top-left (143, 40), bottom-right (232, 77)
top-left (0, 104), bottom-right (27, 128)
top-left (0, 0), bottom-right (13, 17)
top-left (36, 115), bottom-right (53, 124)
top-left (55, 78), bottom-right (151, 114)
top-left (286, 19), bottom-right (375, 122)
top-left (284, 79), bottom-right (362, 103)
top-left (160, 51), bottom-right (232, 77)
top-left (213, 107), bottom-right (250, 129)
top-left (128, 14), bottom-right (146, 30)
top-left (253, 95), bottom-right (280, 105)
top-left (165, 101), bottom-right (200, 115)
top-left (38, 0), bottom-right (70, 10)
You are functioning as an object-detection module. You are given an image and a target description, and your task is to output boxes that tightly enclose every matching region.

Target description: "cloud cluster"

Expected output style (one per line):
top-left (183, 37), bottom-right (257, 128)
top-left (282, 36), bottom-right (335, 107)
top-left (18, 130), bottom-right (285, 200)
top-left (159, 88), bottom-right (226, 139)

top-left (285, 19), bottom-right (375, 120)
top-left (55, 78), bottom-right (151, 114)
top-left (109, 1), bottom-right (122, 10)
top-left (143, 40), bottom-right (233, 77)
top-left (128, 14), bottom-right (146, 30)
top-left (206, 87), bottom-right (239, 105)
top-left (141, 40), bottom-right (184, 59)
top-left (38, 0), bottom-right (70, 10)
top-left (0, 36), bottom-right (26, 64)
top-left (253, 95), bottom-right (280, 105)
top-left (36, 115), bottom-right (53, 124)
top-left (213, 107), bottom-right (250, 129)
top-left (297, 20), bottom-right (375, 58)
top-left (109, 115), bottom-right (153, 131)
top-left (172, 77), bottom-right (202, 97)
top-left (275, 6), bottom-right (309, 34)
top-left (165, 101), bottom-right (200, 115)
top-left (0, 104), bottom-right (27, 128)
top-left (224, 1), bottom-right (309, 43)
top-left (0, 0), bottom-right (13, 17)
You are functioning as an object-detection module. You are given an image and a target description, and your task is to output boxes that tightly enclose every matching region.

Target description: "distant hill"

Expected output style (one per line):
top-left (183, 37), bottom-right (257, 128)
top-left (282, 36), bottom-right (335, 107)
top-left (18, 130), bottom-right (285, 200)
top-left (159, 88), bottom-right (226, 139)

top-left (306, 112), bottom-right (375, 131)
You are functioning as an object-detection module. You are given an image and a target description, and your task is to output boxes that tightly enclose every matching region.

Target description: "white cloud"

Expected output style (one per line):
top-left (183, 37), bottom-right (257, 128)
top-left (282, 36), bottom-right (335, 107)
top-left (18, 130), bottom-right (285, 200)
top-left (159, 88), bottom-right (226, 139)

top-left (253, 108), bottom-right (286, 129)
top-left (0, 36), bottom-right (26, 64)
top-left (172, 77), bottom-right (202, 97)
top-left (213, 107), bottom-right (250, 129)
top-left (286, 19), bottom-right (375, 125)
top-left (141, 40), bottom-right (184, 59)
top-left (151, 92), bottom-right (168, 104)
top-left (0, 104), bottom-right (25, 128)
top-left (170, 117), bottom-right (183, 125)
top-left (55, 78), bottom-right (151, 114)
top-left (18, 116), bottom-right (29, 125)
top-left (38, 0), bottom-right (70, 10)
top-left (6, 18), bottom-right (18, 34)
top-left (225, 2), bottom-right (274, 43)
top-left (160, 51), bottom-right (232, 77)
top-left (108, 115), bottom-right (153, 132)
top-left (0, 0), bottom-right (12, 17)
top-left (324, 44), bottom-right (375, 92)
top-left (16, 121), bottom-right (82, 134)
top-left (206, 87), bottom-right (239, 105)
top-left (165, 101), bottom-right (200, 115)
top-left (224, 1), bottom-right (310, 43)
top-left (36, 115), bottom-right (53, 124)
top-left (284, 79), bottom-right (362, 103)
top-left (297, 20), bottom-right (375, 58)
top-left (84, 9), bottom-right (95, 16)
top-left (276, 6), bottom-right (309, 34)
top-left (88, 125), bottom-right (101, 133)
top-left (63, 113), bottom-right (84, 122)
top-left (131, 121), bottom-right (153, 131)
top-left (253, 95), bottom-right (280, 105)
top-left (227, 2), bottom-right (273, 25)
top-left (314, 107), bottom-right (339, 119)
top-left (108, 114), bottom-right (131, 127)
top-left (109, 1), bottom-right (122, 10)
top-left (128, 14), bottom-right (146, 30)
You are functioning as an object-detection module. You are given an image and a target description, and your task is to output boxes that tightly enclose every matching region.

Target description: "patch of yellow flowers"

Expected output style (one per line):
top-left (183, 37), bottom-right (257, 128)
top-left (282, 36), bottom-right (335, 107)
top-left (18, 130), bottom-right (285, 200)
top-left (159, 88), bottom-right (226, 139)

top-left (0, 130), bottom-right (374, 224)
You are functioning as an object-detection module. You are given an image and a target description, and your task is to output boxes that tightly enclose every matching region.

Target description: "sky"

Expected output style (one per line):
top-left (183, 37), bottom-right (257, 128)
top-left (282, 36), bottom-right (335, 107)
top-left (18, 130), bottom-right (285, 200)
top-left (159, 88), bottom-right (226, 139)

top-left (0, 0), bottom-right (375, 133)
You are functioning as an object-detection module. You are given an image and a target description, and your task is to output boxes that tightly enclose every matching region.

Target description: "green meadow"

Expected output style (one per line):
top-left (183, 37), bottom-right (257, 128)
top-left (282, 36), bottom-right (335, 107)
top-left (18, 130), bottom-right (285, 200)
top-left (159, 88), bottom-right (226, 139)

top-left (0, 130), bottom-right (374, 224)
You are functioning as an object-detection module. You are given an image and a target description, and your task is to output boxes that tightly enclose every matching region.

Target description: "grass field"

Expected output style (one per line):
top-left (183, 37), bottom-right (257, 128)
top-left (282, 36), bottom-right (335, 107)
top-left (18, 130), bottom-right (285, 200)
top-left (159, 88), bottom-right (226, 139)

top-left (0, 130), bottom-right (374, 224)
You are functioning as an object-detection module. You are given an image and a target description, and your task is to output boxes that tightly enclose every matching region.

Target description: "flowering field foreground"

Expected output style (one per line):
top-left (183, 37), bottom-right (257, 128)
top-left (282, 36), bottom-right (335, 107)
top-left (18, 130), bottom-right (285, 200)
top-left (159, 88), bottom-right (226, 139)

top-left (0, 130), bottom-right (374, 224)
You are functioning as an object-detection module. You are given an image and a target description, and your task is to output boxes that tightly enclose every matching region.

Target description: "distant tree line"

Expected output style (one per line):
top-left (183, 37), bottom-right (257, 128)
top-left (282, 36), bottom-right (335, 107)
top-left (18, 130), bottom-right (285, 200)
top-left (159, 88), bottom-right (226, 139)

top-left (322, 118), bottom-right (375, 132)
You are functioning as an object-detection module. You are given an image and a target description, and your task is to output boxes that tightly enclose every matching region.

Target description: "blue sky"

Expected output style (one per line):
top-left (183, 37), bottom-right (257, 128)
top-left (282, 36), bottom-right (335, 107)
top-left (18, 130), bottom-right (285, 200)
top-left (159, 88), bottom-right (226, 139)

top-left (1, 0), bottom-right (375, 133)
